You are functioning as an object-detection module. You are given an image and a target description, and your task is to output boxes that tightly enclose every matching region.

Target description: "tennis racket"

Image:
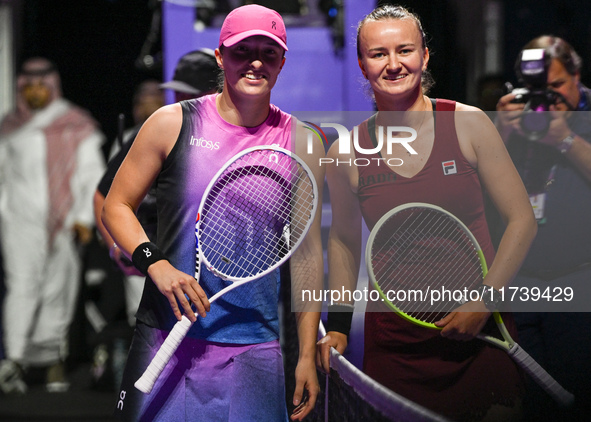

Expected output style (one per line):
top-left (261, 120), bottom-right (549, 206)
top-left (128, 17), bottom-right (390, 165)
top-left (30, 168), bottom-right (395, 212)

top-left (365, 203), bottom-right (574, 407)
top-left (134, 145), bottom-right (318, 394)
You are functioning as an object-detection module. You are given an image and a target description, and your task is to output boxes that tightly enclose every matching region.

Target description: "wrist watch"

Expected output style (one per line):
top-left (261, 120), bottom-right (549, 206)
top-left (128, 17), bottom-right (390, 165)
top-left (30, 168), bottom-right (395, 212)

top-left (557, 134), bottom-right (575, 154)
top-left (477, 285), bottom-right (502, 312)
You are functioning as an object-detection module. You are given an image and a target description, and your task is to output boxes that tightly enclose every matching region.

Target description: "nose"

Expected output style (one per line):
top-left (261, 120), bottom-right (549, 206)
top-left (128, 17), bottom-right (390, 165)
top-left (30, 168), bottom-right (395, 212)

top-left (387, 54), bottom-right (401, 71)
top-left (249, 49), bottom-right (264, 68)
top-left (250, 58), bottom-right (263, 69)
top-left (26, 77), bottom-right (45, 86)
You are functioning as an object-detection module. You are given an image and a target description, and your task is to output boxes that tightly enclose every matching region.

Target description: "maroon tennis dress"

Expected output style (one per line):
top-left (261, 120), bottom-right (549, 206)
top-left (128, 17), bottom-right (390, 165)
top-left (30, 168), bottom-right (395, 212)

top-left (357, 99), bottom-right (524, 421)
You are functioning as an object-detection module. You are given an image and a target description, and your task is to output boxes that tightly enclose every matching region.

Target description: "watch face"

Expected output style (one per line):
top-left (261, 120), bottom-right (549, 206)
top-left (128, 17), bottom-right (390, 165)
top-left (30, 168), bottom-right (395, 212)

top-left (480, 285), bottom-right (499, 311)
top-left (559, 135), bottom-right (575, 154)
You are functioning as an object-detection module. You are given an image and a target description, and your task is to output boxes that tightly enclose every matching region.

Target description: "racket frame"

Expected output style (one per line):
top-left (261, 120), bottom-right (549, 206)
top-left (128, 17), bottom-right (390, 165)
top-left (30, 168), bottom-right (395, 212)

top-left (195, 145), bottom-right (318, 296)
top-left (366, 202), bottom-right (491, 329)
top-left (365, 202), bottom-right (574, 406)
top-left (134, 145), bottom-right (318, 394)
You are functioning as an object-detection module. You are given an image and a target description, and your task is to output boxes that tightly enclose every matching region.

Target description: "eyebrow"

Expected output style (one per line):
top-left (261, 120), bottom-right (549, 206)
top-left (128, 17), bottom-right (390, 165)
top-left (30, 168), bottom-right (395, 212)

top-left (21, 68), bottom-right (55, 77)
top-left (366, 43), bottom-right (416, 52)
top-left (548, 79), bottom-right (565, 86)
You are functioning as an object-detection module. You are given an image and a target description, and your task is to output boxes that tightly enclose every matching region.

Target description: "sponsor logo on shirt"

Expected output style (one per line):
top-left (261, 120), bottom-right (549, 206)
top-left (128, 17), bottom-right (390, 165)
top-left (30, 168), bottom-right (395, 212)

top-left (442, 160), bottom-right (457, 175)
top-left (358, 172), bottom-right (397, 188)
top-left (190, 135), bottom-right (220, 150)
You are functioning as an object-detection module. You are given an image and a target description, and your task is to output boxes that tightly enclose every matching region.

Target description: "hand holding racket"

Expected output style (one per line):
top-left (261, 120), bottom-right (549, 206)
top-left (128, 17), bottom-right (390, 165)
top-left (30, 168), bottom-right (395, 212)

top-left (365, 203), bottom-right (574, 407)
top-left (134, 146), bottom-right (318, 394)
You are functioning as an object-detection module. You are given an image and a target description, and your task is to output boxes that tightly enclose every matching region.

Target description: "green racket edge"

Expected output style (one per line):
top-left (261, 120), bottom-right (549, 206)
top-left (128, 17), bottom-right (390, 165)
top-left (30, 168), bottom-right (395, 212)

top-left (366, 202), bottom-right (505, 331)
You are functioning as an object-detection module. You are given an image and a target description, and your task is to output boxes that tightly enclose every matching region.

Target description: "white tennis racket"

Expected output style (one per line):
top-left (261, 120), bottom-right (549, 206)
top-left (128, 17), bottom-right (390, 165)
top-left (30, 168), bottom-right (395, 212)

top-left (365, 203), bottom-right (574, 407)
top-left (134, 145), bottom-right (318, 394)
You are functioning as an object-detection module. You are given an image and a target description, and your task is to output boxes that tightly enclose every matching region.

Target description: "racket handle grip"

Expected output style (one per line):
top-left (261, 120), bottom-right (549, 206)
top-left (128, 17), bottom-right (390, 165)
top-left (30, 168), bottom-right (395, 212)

top-left (509, 343), bottom-right (575, 407)
top-left (134, 315), bottom-right (193, 394)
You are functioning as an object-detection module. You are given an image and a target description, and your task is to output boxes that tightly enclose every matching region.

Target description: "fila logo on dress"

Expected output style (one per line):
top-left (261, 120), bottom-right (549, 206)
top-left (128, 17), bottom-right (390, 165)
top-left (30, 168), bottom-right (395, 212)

top-left (442, 160), bottom-right (457, 175)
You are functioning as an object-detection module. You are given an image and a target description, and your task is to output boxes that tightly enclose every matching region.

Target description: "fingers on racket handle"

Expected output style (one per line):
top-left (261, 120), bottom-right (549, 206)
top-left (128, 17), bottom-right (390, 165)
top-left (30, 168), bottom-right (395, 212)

top-left (134, 316), bottom-right (193, 394)
top-left (509, 343), bottom-right (575, 407)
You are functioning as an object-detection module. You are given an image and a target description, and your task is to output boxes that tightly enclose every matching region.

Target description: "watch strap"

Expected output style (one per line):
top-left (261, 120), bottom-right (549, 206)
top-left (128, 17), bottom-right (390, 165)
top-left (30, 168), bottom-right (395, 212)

top-left (558, 134), bottom-right (575, 154)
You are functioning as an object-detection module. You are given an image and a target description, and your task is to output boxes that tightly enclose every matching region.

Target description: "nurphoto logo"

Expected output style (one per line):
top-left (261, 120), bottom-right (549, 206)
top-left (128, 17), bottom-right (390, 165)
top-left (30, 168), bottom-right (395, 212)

top-left (303, 122), bottom-right (417, 167)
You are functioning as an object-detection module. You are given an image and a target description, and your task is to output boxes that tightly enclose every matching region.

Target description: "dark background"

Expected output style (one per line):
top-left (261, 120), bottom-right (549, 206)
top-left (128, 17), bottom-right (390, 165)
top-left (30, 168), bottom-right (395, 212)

top-left (14, 0), bottom-right (158, 157)
top-left (12, 0), bottom-right (591, 155)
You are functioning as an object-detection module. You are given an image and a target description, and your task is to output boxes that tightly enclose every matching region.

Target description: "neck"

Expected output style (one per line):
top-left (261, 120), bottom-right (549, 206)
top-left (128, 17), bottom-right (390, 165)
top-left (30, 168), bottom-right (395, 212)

top-left (216, 88), bottom-right (271, 128)
top-left (375, 88), bottom-right (427, 112)
top-left (375, 94), bottom-right (430, 131)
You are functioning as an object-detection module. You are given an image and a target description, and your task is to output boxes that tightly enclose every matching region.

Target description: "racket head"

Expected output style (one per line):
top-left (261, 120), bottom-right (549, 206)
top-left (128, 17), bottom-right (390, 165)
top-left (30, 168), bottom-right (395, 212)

top-left (195, 145), bottom-right (317, 282)
top-left (365, 203), bottom-right (488, 329)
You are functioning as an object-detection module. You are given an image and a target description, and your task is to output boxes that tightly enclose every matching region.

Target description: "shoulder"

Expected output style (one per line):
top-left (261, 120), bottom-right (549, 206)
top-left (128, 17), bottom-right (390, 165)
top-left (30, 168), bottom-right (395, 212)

top-left (433, 98), bottom-right (485, 114)
top-left (580, 84), bottom-right (591, 109)
top-left (144, 103), bottom-right (183, 131)
top-left (134, 103), bottom-right (184, 158)
top-left (449, 101), bottom-right (502, 167)
top-left (292, 118), bottom-right (322, 160)
top-left (452, 101), bottom-right (494, 129)
top-left (138, 103), bottom-right (184, 146)
top-left (453, 101), bottom-right (481, 113)
top-left (268, 103), bottom-right (292, 128)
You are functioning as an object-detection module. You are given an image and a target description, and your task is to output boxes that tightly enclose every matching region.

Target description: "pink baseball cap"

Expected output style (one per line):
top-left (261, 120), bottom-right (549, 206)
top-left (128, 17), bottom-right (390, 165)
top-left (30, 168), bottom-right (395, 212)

top-left (219, 5), bottom-right (288, 51)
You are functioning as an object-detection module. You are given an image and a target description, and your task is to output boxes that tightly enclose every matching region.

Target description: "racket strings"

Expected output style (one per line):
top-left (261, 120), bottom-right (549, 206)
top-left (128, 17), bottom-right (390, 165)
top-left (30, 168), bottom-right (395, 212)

top-left (405, 215), bottom-right (481, 318)
top-left (199, 149), bottom-right (315, 280)
top-left (371, 208), bottom-right (484, 322)
top-left (373, 211), bottom-right (449, 319)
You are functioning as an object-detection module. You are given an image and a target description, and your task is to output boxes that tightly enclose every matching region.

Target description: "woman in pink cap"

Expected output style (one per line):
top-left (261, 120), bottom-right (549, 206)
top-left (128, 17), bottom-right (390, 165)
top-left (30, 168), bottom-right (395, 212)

top-left (103, 5), bottom-right (324, 421)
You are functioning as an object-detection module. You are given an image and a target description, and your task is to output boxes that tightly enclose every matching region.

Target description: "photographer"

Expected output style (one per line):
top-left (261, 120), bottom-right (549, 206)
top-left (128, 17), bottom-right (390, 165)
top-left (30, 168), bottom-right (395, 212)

top-left (496, 35), bottom-right (591, 421)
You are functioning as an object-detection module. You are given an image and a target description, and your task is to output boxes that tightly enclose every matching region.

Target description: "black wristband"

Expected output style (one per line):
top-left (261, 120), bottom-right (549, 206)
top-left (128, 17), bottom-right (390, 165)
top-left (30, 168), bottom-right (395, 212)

top-left (132, 242), bottom-right (167, 276)
top-left (325, 304), bottom-right (354, 337)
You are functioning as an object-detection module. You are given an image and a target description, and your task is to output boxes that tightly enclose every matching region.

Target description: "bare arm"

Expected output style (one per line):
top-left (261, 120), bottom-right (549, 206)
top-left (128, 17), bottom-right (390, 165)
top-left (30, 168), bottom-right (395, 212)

top-left (102, 104), bottom-right (209, 322)
top-left (436, 106), bottom-right (537, 340)
top-left (495, 92), bottom-right (526, 143)
top-left (497, 94), bottom-right (591, 182)
top-left (288, 121), bottom-right (325, 419)
top-left (316, 139), bottom-right (362, 373)
top-left (561, 133), bottom-right (591, 182)
top-left (94, 189), bottom-right (142, 276)
top-left (462, 106), bottom-right (537, 291)
top-left (537, 112), bottom-right (591, 182)
top-left (289, 121), bottom-right (325, 421)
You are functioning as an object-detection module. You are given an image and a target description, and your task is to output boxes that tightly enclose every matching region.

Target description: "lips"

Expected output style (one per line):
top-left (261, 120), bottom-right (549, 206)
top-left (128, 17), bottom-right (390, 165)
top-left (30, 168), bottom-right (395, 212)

top-left (243, 73), bottom-right (266, 80)
top-left (384, 74), bottom-right (407, 81)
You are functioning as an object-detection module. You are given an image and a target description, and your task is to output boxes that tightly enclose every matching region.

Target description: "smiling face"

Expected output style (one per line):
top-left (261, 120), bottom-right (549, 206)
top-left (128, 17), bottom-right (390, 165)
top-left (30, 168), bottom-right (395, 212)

top-left (216, 35), bottom-right (285, 101)
top-left (357, 18), bottom-right (429, 109)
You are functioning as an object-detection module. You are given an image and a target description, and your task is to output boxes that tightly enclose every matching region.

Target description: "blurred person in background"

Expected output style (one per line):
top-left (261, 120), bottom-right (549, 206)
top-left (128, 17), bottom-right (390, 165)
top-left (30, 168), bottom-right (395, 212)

top-left (0, 57), bottom-right (105, 394)
top-left (496, 35), bottom-right (591, 421)
top-left (108, 79), bottom-right (165, 160)
top-left (94, 49), bottom-right (219, 332)
top-left (91, 49), bottom-right (218, 392)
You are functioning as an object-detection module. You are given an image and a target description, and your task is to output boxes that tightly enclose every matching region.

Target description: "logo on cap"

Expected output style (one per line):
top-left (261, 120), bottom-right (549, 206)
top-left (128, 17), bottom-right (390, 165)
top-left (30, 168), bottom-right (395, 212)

top-left (219, 4), bottom-right (288, 51)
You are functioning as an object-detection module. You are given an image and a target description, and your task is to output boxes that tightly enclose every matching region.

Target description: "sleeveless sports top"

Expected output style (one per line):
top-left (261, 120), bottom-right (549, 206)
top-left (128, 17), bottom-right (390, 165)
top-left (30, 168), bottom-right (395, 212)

top-left (356, 99), bottom-right (523, 420)
top-left (357, 99), bottom-right (493, 258)
top-left (135, 94), bottom-right (292, 344)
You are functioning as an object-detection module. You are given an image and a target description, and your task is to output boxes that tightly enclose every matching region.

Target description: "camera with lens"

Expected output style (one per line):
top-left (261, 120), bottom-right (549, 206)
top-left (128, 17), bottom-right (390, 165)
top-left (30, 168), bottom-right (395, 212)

top-left (508, 48), bottom-right (562, 141)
